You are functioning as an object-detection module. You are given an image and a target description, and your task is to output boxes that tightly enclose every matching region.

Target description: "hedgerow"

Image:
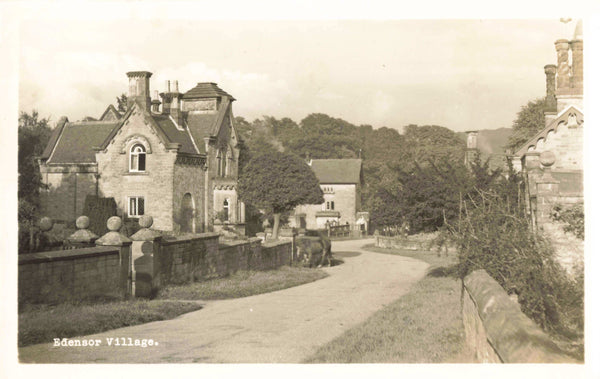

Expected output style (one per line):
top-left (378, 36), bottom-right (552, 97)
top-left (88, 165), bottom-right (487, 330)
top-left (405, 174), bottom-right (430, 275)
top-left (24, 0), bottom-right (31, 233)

top-left (438, 160), bottom-right (583, 336)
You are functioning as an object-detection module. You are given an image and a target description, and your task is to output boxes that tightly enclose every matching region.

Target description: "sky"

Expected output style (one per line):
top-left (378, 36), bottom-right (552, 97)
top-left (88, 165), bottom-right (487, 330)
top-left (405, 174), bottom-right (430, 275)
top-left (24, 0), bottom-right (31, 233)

top-left (18, 17), bottom-right (578, 133)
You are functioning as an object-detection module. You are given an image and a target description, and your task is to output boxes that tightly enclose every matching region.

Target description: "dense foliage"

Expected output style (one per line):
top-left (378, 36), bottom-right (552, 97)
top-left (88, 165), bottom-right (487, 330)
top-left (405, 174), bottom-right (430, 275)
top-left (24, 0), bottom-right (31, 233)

top-left (506, 98), bottom-right (546, 152)
top-left (82, 195), bottom-right (117, 236)
top-left (234, 113), bottom-right (466, 231)
top-left (551, 203), bottom-right (585, 239)
top-left (237, 151), bottom-right (324, 238)
top-left (440, 161), bottom-right (584, 336)
top-left (18, 111), bottom-right (52, 253)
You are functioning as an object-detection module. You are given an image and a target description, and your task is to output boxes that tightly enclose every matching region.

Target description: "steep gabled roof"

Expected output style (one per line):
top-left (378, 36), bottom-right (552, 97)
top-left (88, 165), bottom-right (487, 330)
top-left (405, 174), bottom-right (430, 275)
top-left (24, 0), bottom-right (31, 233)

top-left (97, 101), bottom-right (182, 153)
top-left (99, 104), bottom-right (122, 121)
top-left (310, 159), bottom-right (362, 184)
top-left (514, 105), bottom-right (584, 157)
top-left (151, 114), bottom-right (198, 155)
top-left (40, 116), bottom-right (69, 160)
top-left (185, 97), bottom-right (232, 154)
top-left (46, 121), bottom-right (118, 164)
top-left (182, 82), bottom-right (235, 100)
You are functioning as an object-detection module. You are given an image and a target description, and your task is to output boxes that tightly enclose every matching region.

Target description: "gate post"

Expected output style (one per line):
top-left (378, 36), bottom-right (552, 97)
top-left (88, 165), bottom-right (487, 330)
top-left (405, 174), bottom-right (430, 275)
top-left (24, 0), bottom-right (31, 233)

top-left (96, 216), bottom-right (132, 298)
top-left (130, 215), bottom-right (162, 297)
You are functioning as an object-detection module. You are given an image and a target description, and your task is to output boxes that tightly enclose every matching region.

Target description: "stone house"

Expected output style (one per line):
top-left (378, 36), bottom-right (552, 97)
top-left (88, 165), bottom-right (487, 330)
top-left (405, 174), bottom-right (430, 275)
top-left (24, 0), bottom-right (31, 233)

top-left (509, 23), bottom-right (584, 273)
top-left (511, 23), bottom-right (583, 225)
top-left (292, 159), bottom-right (366, 230)
top-left (39, 71), bottom-right (245, 234)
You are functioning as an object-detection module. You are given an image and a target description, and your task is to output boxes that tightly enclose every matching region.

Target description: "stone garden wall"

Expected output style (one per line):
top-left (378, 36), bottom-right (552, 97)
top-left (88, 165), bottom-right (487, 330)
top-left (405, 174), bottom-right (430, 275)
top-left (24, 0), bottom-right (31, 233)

top-left (462, 269), bottom-right (576, 363)
top-left (18, 247), bottom-right (124, 304)
top-left (156, 235), bottom-right (292, 285)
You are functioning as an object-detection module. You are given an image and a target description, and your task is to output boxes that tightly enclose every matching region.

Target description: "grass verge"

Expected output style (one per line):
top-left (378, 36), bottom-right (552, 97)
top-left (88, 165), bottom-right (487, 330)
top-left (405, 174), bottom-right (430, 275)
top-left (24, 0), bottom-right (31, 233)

top-left (19, 299), bottom-right (202, 347)
top-left (155, 265), bottom-right (329, 301)
top-left (305, 245), bottom-right (474, 363)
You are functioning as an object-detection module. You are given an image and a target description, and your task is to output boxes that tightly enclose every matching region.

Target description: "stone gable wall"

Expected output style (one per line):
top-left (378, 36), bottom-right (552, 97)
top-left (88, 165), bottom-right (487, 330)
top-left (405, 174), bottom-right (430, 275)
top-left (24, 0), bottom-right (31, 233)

top-left (18, 247), bottom-right (123, 304)
top-left (172, 163), bottom-right (205, 233)
top-left (531, 122), bottom-right (583, 171)
top-left (95, 110), bottom-right (177, 231)
top-left (40, 166), bottom-right (98, 222)
top-left (295, 183), bottom-right (357, 229)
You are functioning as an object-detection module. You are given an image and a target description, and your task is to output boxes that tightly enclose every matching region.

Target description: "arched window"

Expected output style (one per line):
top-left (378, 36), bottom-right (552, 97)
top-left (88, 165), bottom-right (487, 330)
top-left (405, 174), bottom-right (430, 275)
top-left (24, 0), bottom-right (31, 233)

top-left (223, 199), bottom-right (230, 221)
top-left (130, 144), bottom-right (146, 172)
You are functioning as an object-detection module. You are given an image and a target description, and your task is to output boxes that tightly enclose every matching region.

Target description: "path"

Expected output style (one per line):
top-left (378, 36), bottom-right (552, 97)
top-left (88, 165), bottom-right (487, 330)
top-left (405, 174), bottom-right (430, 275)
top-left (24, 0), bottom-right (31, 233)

top-left (19, 239), bottom-right (429, 363)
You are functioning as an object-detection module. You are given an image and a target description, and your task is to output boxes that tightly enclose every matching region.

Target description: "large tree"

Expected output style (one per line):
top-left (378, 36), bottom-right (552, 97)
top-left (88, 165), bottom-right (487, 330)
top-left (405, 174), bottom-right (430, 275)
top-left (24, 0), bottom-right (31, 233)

top-left (18, 110), bottom-right (52, 253)
top-left (237, 151), bottom-right (324, 239)
top-left (506, 98), bottom-right (546, 153)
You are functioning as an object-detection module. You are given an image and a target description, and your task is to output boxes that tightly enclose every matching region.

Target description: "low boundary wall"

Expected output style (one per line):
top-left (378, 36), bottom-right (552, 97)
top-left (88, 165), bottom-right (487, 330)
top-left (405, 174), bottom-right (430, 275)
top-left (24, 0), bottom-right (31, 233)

top-left (462, 269), bottom-right (577, 363)
top-left (19, 247), bottom-right (124, 304)
top-left (20, 231), bottom-right (294, 304)
top-left (374, 235), bottom-right (433, 251)
top-left (156, 234), bottom-right (293, 286)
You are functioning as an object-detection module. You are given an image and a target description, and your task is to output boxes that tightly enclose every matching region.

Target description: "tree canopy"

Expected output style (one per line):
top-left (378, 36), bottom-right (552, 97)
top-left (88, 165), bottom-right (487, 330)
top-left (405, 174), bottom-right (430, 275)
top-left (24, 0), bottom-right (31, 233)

top-left (506, 98), bottom-right (546, 152)
top-left (234, 112), bottom-right (469, 232)
top-left (238, 151), bottom-right (323, 238)
top-left (18, 110), bottom-right (52, 253)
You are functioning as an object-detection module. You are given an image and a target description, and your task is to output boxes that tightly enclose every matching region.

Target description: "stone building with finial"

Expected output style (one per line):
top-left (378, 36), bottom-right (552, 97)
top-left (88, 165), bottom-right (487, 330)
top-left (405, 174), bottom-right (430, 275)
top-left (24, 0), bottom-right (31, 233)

top-left (38, 71), bottom-right (245, 234)
top-left (510, 20), bottom-right (584, 273)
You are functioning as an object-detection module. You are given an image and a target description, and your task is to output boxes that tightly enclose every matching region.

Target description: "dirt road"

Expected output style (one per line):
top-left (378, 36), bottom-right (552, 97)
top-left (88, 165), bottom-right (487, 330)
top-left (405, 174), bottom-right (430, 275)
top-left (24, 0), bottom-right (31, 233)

top-left (19, 239), bottom-right (429, 363)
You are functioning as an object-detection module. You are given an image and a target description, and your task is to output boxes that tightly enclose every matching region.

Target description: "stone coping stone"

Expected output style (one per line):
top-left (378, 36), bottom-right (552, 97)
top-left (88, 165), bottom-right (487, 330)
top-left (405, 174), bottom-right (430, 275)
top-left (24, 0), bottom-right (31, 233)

top-left (218, 238), bottom-right (261, 247)
top-left (160, 232), bottom-right (221, 245)
top-left (263, 240), bottom-right (293, 248)
top-left (464, 269), bottom-right (577, 363)
top-left (19, 246), bottom-right (119, 265)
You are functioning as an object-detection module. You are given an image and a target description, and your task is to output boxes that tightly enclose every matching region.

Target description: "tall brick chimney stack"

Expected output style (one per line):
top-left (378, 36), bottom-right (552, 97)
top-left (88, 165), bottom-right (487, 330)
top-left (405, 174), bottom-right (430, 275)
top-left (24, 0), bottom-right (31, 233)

top-left (570, 39), bottom-right (583, 94)
top-left (126, 71), bottom-right (152, 111)
top-left (554, 39), bottom-right (571, 96)
top-left (544, 64), bottom-right (557, 112)
top-left (169, 80), bottom-right (183, 126)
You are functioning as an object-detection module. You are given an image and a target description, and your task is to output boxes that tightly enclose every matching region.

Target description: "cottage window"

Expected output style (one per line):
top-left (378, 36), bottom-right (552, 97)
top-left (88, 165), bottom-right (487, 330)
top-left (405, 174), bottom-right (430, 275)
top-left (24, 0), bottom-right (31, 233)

top-left (130, 144), bottom-right (146, 172)
top-left (128, 196), bottom-right (145, 217)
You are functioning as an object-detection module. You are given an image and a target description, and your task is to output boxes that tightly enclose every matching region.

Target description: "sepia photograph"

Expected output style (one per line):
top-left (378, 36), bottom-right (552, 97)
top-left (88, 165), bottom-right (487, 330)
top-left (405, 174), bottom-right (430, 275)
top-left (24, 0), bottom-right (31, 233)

top-left (1, 1), bottom-right (599, 377)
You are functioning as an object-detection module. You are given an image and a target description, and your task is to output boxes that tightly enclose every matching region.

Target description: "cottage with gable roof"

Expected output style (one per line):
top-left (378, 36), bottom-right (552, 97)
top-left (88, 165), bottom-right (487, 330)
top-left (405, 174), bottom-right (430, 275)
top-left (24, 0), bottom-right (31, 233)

top-left (292, 158), bottom-right (363, 230)
top-left (39, 71), bottom-right (245, 234)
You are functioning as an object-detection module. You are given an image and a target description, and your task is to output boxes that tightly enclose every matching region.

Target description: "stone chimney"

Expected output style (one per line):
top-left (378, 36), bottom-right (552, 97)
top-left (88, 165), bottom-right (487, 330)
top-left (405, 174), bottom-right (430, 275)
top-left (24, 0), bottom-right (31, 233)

top-left (160, 80), bottom-right (173, 114)
top-left (464, 131), bottom-right (478, 167)
top-left (554, 39), bottom-right (570, 96)
top-left (151, 90), bottom-right (161, 113)
top-left (126, 71), bottom-right (152, 111)
top-left (169, 80), bottom-right (183, 126)
top-left (570, 39), bottom-right (583, 94)
top-left (543, 64), bottom-right (557, 113)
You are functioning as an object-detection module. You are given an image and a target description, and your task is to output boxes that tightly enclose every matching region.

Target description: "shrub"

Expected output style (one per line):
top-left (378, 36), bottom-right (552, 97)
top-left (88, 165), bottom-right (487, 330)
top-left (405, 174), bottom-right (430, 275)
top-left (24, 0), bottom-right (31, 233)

top-left (445, 186), bottom-right (583, 335)
top-left (551, 203), bottom-right (584, 239)
top-left (82, 195), bottom-right (117, 236)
